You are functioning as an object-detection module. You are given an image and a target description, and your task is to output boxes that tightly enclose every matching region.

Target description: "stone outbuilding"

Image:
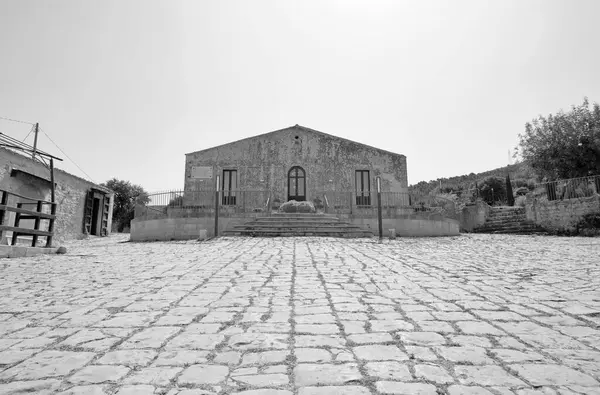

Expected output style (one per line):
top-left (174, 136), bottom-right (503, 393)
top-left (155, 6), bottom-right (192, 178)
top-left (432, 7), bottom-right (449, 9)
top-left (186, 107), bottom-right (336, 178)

top-left (1, 146), bottom-right (114, 244)
top-left (184, 125), bottom-right (408, 205)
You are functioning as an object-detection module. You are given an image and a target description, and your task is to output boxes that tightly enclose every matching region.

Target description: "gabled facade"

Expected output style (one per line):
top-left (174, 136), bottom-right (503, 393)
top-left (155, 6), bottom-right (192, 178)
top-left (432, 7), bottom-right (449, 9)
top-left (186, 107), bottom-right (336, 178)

top-left (184, 125), bottom-right (408, 206)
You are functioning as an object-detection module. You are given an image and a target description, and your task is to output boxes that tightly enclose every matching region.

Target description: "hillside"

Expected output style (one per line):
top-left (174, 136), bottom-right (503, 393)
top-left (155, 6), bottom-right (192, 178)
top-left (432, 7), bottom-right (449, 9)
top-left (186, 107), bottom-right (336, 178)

top-left (409, 161), bottom-right (539, 196)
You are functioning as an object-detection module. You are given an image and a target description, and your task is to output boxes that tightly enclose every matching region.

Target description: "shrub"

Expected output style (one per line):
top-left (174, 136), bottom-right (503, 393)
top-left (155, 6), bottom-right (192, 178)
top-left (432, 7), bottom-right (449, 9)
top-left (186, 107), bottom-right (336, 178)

top-left (312, 197), bottom-right (324, 209)
top-left (279, 200), bottom-right (316, 213)
top-left (514, 195), bottom-right (527, 207)
top-left (271, 197), bottom-right (282, 210)
top-left (514, 187), bottom-right (529, 196)
top-left (576, 212), bottom-right (600, 236)
top-left (478, 176), bottom-right (507, 205)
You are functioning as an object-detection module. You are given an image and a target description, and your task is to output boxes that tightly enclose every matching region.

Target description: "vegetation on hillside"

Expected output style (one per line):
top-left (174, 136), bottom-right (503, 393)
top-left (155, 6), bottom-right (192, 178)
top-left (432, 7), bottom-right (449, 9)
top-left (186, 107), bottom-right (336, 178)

top-left (409, 161), bottom-right (538, 199)
top-left (412, 97), bottom-right (599, 208)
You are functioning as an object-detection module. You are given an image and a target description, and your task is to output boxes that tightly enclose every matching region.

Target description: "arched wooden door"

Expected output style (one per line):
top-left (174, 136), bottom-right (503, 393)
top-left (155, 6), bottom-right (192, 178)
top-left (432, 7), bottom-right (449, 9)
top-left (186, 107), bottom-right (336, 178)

top-left (288, 166), bottom-right (306, 201)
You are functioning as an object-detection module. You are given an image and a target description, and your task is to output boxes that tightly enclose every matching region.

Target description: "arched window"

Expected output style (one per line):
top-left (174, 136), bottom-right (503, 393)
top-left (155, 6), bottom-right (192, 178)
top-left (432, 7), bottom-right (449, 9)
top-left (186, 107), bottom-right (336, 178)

top-left (288, 166), bottom-right (306, 201)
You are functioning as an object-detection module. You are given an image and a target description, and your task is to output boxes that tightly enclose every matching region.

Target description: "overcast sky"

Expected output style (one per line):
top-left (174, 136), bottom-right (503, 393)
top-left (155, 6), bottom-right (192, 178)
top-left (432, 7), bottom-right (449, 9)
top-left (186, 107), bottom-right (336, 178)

top-left (1, 0), bottom-right (599, 191)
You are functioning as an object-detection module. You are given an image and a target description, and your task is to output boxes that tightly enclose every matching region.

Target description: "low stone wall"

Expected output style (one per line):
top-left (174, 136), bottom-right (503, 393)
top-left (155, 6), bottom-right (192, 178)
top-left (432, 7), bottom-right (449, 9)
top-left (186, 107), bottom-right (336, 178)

top-left (525, 195), bottom-right (600, 233)
top-left (349, 216), bottom-right (460, 237)
top-left (459, 200), bottom-right (491, 232)
top-left (133, 205), bottom-right (461, 240)
top-left (130, 216), bottom-right (248, 241)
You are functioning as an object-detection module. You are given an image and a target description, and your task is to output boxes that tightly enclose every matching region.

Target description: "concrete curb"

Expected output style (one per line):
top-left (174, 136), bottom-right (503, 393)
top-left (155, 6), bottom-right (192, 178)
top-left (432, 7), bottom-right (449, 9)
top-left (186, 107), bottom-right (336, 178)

top-left (0, 245), bottom-right (60, 259)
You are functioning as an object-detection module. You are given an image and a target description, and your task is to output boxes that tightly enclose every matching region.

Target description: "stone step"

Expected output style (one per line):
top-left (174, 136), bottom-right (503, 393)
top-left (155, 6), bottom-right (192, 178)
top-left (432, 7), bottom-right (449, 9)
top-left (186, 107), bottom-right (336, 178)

top-left (483, 218), bottom-right (528, 226)
top-left (477, 220), bottom-right (537, 228)
top-left (227, 224), bottom-right (356, 229)
top-left (222, 230), bottom-right (373, 238)
top-left (269, 213), bottom-right (340, 218)
top-left (474, 228), bottom-right (547, 235)
top-left (473, 224), bottom-right (546, 234)
top-left (472, 206), bottom-right (545, 235)
top-left (231, 227), bottom-right (365, 233)
top-left (487, 212), bottom-right (526, 219)
top-left (244, 222), bottom-right (350, 228)
top-left (224, 213), bottom-right (372, 238)
top-left (475, 227), bottom-right (538, 233)
top-left (490, 207), bottom-right (525, 212)
top-left (252, 218), bottom-right (342, 223)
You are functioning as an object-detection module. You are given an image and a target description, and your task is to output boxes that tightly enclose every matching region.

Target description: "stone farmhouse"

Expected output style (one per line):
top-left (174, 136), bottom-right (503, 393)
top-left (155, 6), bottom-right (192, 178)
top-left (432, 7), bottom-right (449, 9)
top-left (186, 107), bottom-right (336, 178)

top-left (184, 124), bottom-right (408, 206)
top-left (132, 125), bottom-right (459, 241)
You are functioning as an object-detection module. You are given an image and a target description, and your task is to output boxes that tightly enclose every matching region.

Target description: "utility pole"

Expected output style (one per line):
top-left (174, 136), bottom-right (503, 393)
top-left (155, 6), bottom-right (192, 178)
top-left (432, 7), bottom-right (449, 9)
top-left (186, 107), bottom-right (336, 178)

top-left (32, 123), bottom-right (39, 159)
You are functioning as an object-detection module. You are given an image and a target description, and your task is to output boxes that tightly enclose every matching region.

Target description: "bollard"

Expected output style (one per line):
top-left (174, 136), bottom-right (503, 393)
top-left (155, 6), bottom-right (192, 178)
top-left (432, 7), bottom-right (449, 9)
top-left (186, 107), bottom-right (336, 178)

top-left (389, 228), bottom-right (396, 240)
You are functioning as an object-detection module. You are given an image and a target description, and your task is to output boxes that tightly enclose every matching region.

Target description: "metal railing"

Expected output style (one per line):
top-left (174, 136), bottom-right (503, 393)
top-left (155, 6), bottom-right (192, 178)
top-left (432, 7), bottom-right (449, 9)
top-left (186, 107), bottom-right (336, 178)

top-left (0, 189), bottom-right (57, 247)
top-left (317, 191), bottom-right (458, 220)
top-left (138, 189), bottom-right (458, 221)
top-left (140, 190), bottom-right (272, 218)
top-left (532, 175), bottom-right (600, 201)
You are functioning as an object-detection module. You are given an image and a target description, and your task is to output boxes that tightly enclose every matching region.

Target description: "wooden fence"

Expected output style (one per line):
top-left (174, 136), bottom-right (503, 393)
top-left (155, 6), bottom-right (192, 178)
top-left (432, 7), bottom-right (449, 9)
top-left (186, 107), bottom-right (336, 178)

top-left (0, 189), bottom-right (56, 247)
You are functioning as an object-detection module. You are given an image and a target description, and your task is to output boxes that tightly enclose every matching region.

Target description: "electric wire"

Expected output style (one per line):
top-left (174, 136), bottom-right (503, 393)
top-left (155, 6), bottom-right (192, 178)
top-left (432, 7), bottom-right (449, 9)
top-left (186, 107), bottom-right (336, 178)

top-left (22, 124), bottom-right (35, 142)
top-left (39, 127), bottom-right (96, 183)
top-left (0, 116), bottom-right (35, 125)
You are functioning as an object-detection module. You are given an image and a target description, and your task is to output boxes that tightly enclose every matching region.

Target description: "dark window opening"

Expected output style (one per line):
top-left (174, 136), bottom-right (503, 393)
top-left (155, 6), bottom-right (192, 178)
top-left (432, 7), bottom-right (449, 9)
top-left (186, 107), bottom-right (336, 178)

top-left (355, 170), bottom-right (371, 206)
top-left (222, 170), bottom-right (237, 205)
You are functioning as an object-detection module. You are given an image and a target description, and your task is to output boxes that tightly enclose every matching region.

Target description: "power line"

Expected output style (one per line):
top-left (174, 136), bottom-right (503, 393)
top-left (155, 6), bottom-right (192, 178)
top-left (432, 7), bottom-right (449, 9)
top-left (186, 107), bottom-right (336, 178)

top-left (39, 127), bottom-right (96, 183)
top-left (22, 124), bottom-right (36, 142)
top-left (0, 116), bottom-right (35, 125)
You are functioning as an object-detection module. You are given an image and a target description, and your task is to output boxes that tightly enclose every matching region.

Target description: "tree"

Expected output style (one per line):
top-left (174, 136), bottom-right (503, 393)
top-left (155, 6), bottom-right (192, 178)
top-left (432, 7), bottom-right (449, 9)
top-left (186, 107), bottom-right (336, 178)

top-left (516, 97), bottom-right (600, 180)
top-left (168, 195), bottom-right (183, 207)
top-left (478, 176), bottom-right (506, 205)
top-left (102, 178), bottom-right (150, 232)
top-left (506, 173), bottom-right (515, 206)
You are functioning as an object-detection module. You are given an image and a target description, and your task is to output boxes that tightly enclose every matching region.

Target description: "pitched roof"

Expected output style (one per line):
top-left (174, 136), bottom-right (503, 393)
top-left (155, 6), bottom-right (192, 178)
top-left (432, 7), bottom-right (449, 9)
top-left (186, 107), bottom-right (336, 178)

top-left (186, 124), bottom-right (406, 158)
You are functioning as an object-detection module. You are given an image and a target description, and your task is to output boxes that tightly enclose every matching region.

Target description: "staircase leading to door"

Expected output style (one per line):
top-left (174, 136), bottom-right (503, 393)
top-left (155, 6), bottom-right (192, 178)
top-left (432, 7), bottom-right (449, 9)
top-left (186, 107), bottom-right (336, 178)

top-left (223, 213), bottom-right (373, 238)
top-left (472, 206), bottom-right (546, 234)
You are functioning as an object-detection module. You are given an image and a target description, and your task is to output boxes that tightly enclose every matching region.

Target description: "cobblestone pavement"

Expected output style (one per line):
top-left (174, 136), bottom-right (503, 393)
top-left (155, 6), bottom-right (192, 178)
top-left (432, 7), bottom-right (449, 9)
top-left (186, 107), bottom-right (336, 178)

top-left (1, 234), bottom-right (600, 395)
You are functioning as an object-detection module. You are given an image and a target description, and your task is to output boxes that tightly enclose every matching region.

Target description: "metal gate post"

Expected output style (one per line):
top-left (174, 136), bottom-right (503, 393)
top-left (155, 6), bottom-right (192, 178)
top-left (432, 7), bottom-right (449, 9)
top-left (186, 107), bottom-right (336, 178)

top-left (214, 175), bottom-right (220, 237)
top-left (377, 177), bottom-right (382, 242)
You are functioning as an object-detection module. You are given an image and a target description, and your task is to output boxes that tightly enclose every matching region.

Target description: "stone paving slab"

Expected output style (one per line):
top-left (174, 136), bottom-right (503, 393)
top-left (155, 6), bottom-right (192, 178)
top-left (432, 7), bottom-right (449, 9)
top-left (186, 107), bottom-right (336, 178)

top-left (0, 234), bottom-right (599, 394)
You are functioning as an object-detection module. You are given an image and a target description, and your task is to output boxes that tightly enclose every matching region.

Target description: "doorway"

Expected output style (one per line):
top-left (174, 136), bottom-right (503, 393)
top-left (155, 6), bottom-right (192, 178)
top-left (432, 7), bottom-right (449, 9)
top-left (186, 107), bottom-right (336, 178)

top-left (91, 198), bottom-right (100, 235)
top-left (84, 189), bottom-right (110, 236)
top-left (288, 166), bottom-right (306, 201)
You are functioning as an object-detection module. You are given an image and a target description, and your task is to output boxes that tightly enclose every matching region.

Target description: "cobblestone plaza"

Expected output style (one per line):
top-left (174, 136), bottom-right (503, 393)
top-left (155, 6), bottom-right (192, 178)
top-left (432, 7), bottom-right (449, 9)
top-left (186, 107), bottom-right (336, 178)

top-left (0, 235), bottom-right (599, 394)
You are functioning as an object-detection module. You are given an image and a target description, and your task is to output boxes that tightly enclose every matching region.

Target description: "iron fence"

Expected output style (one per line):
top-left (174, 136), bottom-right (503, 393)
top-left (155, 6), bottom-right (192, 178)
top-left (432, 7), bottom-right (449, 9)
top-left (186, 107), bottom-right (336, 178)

top-left (316, 191), bottom-right (458, 220)
top-left (139, 189), bottom-right (458, 221)
top-left (141, 190), bottom-right (271, 218)
top-left (532, 175), bottom-right (600, 201)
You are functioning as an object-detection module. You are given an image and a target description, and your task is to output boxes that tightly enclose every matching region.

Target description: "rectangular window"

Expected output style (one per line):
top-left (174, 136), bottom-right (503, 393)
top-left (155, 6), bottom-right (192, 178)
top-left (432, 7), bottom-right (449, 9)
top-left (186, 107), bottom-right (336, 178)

top-left (222, 170), bottom-right (237, 205)
top-left (355, 170), bottom-right (371, 206)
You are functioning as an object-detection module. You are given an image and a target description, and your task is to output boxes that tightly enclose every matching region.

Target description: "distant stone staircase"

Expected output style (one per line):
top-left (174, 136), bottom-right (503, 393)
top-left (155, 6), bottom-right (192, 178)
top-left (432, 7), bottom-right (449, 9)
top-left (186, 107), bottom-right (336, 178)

top-left (473, 206), bottom-right (546, 234)
top-left (223, 213), bottom-right (373, 238)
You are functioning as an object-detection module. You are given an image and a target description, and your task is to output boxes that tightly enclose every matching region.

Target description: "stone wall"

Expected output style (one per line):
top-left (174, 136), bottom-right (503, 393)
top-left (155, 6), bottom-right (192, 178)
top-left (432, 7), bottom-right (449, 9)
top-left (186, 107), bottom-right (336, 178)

top-left (459, 200), bottom-right (491, 232)
top-left (525, 195), bottom-right (600, 233)
top-left (0, 147), bottom-right (113, 243)
top-left (184, 125), bottom-right (408, 204)
top-left (131, 216), bottom-right (245, 240)
top-left (350, 216), bottom-right (460, 237)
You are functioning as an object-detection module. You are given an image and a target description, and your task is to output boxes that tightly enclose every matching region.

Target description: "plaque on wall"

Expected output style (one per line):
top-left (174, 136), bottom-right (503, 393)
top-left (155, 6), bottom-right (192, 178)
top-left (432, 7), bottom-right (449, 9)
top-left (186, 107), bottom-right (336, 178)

top-left (191, 166), bottom-right (213, 179)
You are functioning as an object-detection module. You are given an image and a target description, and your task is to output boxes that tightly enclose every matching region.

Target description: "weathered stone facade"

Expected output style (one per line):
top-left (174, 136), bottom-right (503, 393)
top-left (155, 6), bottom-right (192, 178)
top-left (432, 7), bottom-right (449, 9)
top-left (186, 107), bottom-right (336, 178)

top-left (184, 125), bottom-right (408, 204)
top-left (0, 147), bottom-right (113, 243)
